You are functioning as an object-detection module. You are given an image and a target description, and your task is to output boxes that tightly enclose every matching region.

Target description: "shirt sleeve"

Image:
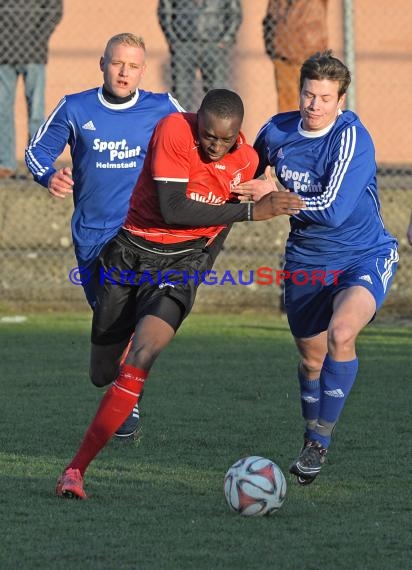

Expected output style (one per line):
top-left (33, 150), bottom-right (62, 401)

top-left (25, 97), bottom-right (72, 188)
top-left (253, 121), bottom-right (272, 177)
top-left (166, 93), bottom-right (186, 113)
top-left (157, 180), bottom-right (250, 226)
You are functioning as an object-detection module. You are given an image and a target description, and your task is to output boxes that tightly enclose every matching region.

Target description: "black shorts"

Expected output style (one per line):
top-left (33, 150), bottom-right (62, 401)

top-left (91, 230), bottom-right (214, 345)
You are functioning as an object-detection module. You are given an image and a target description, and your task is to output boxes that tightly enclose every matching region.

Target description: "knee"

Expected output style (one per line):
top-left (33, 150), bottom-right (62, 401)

top-left (328, 322), bottom-right (356, 352)
top-left (300, 357), bottom-right (323, 378)
top-left (89, 363), bottom-right (118, 388)
top-left (126, 343), bottom-right (158, 370)
top-left (297, 342), bottom-right (325, 377)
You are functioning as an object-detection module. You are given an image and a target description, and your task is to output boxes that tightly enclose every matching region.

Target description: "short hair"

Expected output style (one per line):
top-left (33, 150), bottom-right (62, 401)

top-left (104, 33), bottom-right (146, 57)
top-left (199, 89), bottom-right (244, 121)
top-left (300, 50), bottom-right (351, 98)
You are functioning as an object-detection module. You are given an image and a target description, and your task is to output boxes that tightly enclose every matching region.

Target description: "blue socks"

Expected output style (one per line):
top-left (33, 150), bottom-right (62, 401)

top-left (304, 355), bottom-right (359, 448)
top-left (298, 368), bottom-right (320, 432)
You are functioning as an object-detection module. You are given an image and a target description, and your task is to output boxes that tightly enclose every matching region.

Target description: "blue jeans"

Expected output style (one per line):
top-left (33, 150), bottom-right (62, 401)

top-left (0, 63), bottom-right (45, 171)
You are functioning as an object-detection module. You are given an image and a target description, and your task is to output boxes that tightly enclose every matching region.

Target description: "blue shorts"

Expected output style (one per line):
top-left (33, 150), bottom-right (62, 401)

top-left (284, 246), bottom-right (399, 338)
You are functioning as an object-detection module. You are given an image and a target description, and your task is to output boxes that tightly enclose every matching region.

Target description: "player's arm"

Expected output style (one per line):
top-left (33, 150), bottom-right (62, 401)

top-left (153, 114), bottom-right (303, 223)
top-left (252, 120), bottom-right (272, 178)
top-left (158, 180), bottom-right (249, 224)
top-left (235, 165), bottom-right (283, 202)
top-left (156, 180), bottom-right (304, 224)
top-left (25, 97), bottom-right (72, 188)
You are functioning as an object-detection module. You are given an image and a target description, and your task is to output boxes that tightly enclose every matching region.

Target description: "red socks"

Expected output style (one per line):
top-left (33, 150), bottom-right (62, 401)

top-left (66, 364), bottom-right (147, 476)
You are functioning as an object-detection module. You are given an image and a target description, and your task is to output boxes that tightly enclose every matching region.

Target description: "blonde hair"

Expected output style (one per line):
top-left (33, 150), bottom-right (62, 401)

top-left (104, 33), bottom-right (146, 57)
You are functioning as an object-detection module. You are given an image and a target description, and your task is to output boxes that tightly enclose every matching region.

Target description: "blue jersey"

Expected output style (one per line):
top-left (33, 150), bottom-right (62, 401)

top-left (25, 87), bottom-right (184, 266)
top-left (254, 110), bottom-right (397, 264)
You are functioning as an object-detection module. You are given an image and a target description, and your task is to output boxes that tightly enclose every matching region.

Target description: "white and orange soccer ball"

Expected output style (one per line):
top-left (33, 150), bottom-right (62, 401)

top-left (223, 456), bottom-right (287, 517)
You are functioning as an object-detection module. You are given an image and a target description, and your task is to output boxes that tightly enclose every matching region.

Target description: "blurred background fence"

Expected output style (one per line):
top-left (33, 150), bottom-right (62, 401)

top-left (0, 0), bottom-right (411, 315)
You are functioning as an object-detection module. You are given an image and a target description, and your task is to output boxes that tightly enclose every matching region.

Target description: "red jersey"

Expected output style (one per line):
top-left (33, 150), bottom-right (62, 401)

top-left (124, 112), bottom-right (258, 244)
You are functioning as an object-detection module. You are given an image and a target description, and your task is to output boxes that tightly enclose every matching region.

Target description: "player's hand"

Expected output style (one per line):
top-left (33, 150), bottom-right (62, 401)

top-left (48, 167), bottom-right (74, 198)
top-left (236, 166), bottom-right (280, 202)
top-left (252, 191), bottom-right (305, 220)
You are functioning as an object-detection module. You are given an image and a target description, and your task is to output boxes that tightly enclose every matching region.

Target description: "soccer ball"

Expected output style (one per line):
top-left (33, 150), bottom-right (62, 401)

top-left (223, 456), bottom-right (287, 517)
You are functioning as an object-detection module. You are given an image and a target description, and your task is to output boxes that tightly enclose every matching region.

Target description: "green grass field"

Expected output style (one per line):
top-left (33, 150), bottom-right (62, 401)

top-left (1, 312), bottom-right (411, 570)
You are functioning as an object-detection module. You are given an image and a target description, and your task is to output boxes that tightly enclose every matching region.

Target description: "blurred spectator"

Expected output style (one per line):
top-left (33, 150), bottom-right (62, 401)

top-left (0, 0), bottom-right (62, 178)
top-left (158, 0), bottom-right (242, 110)
top-left (263, 0), bottom-right (328, 112)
